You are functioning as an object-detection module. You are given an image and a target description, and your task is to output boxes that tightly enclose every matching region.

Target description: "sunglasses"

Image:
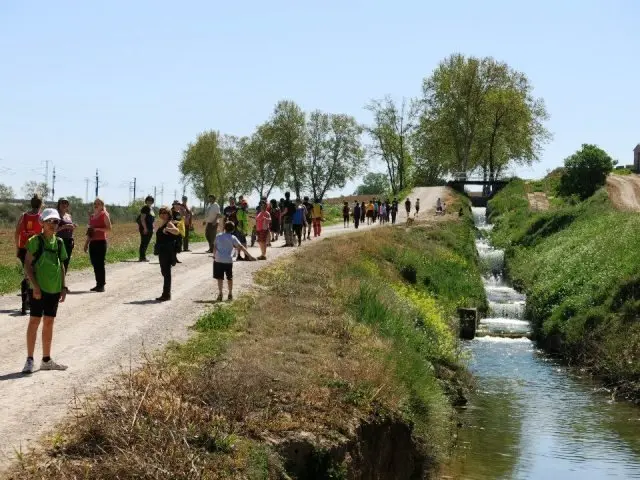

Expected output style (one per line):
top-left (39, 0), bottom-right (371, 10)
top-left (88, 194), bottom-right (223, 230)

top-left (45, 219), bottom-right (60, 225)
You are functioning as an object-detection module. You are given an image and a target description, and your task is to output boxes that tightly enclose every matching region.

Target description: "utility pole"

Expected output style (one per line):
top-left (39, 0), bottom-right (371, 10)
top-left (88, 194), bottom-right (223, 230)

top-left (84, 178), bottom-right (89, 203)
top-left (174, 189), bottom-right (177, 202)
top-left (160, 183), bottom-right (164, 205)
top-left (44, 160), bottom-right (49, 187)
top-left (95, 169), bottom-right (99, 198)
top-left (182, 185), bottom-right (186, 198)
top-left (153, 186), bottom-right (157, 200)
top-left (51, 167), bottom-right (56, 201)
top-left (133, 177), bottom-right (137, 202)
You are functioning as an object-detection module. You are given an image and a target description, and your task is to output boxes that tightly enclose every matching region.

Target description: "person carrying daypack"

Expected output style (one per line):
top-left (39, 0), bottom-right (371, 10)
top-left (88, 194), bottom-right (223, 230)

top-left (21, 208), bottom-right (69, 373)
top-left (15, 195), bottom-right (43, 315)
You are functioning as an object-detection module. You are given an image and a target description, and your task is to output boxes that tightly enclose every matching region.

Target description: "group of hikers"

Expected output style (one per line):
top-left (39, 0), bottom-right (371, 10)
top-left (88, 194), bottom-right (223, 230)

top-left (340, 197), bottom-right (421, 228)
top-left (11, 190), bottom-right (427, 374)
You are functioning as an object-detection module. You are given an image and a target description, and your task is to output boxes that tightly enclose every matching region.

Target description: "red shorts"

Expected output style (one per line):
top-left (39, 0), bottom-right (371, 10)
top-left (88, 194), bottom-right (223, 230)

top-left (257, 230), bottom-right (269, 243)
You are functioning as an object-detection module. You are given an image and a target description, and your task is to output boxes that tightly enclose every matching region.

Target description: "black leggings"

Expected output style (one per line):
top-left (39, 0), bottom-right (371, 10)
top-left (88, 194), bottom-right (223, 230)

top-left (62, 238), bottom-right (74, 272)
top-left (139, 233), bottom-right (152, 260)
top-left (293, 224), bottom-right (303, 244)
top-left (89, 240), bottom-right (107, 287)
top-left (158, 251), bottom-right (173, 296)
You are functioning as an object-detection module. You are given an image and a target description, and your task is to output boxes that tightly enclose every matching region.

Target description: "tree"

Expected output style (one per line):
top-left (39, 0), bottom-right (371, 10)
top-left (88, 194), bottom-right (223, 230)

top-left (306, 111), bottom-right (365, 201)
top-left (419, 54), bottom-right (550, 181)
top-left (354, 172), bottom-right (390, 195)
top-left (220, 134), bottom-right (253, 200)
top-left (268, 100), bottom-right (307, 198)
top-left (0, 183), bottom-right (15, 200)
top-left (179, 130), bottom-right (227, 202)
top-left (558, 144), bottom-right (614, 199)
top-left (365, 96), bottom-right (416, 194)
top-left (22, 181), bottom-right (49, 200)
top-left (243, 124), bottom-right (286, 199)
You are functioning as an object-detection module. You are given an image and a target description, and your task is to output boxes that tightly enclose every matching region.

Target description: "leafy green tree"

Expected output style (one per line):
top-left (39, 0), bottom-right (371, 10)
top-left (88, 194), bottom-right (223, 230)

top-left (243, 124), bottom-right (286, 199)
top-left (354, 172), bottom-right (390, 195)
top-left (0, 183), bottom-right (15, 200)
top-left (365, 96), bottom-right (416, 194)
top-left (306, 111), bottom-right (365, 201)
top-left (558, 144), bottom-right (614, 199)
top-left (179, 130), bottom-right (227, 202)
top-left (268, 100), bottom-right (307, 198)
top-left (22, 181), bottom-right (49, 200)
top-left (419, 54), bottom-right (550, 179)
top-left (220, 134), bottom-right (253, 200)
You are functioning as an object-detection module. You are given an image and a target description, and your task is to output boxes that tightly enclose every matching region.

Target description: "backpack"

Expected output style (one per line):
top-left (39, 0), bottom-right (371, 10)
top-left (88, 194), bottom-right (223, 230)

top-left (32, 234), bottom-right (64, 268)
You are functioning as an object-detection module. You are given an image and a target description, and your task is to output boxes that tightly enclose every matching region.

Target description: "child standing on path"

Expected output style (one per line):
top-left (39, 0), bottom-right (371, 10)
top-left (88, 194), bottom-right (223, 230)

top-left (415, 199), bottom-right (420, 216)
top-left (353, 201), bottom-right (361, 229)
top-left (342, 201), bottom-right (350, 228)
top-left (292, 198), bottom-right (308, 246)
top-left (213, 221), bottom-right (254, 302)
top-left (311, 198), bottom-right (323, 238)
top-left (22, 208), bottom-right (68, 374)
top-left (255, 202), bottom-right (271, 260)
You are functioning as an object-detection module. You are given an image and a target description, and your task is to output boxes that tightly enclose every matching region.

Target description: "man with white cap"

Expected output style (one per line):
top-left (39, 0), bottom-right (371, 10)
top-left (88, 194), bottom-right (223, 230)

top-left (21, 208), bottom-right (68, 374)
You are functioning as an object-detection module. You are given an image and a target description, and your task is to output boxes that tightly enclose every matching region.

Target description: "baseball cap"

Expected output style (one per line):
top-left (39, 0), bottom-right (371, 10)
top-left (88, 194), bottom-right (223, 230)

top-left (58, 197), bottom-right (69, 203)
top-left (41, 208), bottom-right (61, 222)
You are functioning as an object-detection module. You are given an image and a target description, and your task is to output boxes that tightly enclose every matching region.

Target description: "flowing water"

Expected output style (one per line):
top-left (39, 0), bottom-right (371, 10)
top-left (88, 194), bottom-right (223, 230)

top-left (444, 207), bottom-right (640, 479)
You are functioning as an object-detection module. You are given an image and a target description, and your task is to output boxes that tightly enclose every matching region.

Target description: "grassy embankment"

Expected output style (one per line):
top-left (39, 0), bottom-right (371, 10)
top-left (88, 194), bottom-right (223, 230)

top-left (9, 201), bottom-right (486, 479)
top-left (489, 178), bottom-right (640, 400)
top-left (0, 224), bottom-right (205, 295)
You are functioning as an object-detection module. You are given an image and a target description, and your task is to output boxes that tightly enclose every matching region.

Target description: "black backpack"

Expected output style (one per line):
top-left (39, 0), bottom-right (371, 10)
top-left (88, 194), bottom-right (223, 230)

top-left (32, 234), bottom-right (65, 268)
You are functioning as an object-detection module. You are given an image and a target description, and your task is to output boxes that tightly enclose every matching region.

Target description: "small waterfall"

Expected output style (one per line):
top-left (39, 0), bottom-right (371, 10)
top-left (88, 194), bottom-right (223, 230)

top-left (472, 207), bottom-right (530, 338)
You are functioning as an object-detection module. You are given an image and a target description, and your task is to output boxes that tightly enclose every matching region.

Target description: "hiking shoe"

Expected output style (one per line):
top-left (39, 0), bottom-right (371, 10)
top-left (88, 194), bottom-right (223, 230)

top-left (139, 258), bottom-right (149, 262)
top-left (216, 294), bottom-right (223, 302)
top-left (22, 358), bottom-right (34, 374)
top-left (205, 249), bottom-right (213, 253)
top-left (257, 255), bottom-right (267, 260)
top-left (155, 295), bottom-right (171, 302)
top-left (227, 294), bottom-right (233, 301)
top-left (40, 359), bottom-right (68, 371)
top-left (91, 286), bottom-right (105, 292)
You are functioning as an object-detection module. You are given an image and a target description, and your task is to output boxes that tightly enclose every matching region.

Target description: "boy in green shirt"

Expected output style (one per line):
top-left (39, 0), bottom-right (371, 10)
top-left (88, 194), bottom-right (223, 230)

top-left (22, 208), bottom-right (68, 374)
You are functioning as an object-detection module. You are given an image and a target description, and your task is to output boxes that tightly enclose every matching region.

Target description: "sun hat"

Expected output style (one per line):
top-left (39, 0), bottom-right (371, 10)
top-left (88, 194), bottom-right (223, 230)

top-left (41, 208), bottom-right (61, 222)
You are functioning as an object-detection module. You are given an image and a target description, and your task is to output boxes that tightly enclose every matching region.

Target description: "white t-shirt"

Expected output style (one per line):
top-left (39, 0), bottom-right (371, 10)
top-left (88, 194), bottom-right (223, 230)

top-left (204, 203), bottom-right (220, 223)
top-left (214, 232), bottom-right (240, 263)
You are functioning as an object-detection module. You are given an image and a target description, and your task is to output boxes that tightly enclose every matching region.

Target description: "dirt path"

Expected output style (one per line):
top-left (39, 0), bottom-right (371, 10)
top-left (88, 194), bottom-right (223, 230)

top-left (0, 187), bottom-right (447, 469)
top-left (527, 192), bottom-right (550, 212)
top-left (606, 175), bottom-right (640, 212)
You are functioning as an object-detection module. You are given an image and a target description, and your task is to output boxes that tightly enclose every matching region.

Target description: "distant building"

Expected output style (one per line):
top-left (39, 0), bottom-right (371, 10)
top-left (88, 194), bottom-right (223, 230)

top-left (635, 144), bottom-right (640, 172)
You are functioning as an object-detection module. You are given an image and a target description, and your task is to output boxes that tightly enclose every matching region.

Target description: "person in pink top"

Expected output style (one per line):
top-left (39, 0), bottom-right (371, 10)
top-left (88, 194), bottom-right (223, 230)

top-left (255, 201), bottom-right (271, 260)
top-left (83, 198), bottom-right (112, 292)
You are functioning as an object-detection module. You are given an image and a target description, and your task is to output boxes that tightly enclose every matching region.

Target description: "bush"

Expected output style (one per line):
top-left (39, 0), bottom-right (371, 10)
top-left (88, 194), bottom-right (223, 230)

top-left (558, 144), bottom-right (614, 200)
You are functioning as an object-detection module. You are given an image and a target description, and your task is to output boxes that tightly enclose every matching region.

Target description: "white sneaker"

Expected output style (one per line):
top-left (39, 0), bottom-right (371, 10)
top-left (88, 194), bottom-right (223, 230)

top-left (40, 359), bottom-right (68, 371)
top-left (22, 358), bottom-right (34, 374)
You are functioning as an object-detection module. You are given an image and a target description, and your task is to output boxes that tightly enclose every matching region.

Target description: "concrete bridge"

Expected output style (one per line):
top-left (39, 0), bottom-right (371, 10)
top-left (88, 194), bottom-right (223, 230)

top-left (447, 173), bottom-right (509, 206)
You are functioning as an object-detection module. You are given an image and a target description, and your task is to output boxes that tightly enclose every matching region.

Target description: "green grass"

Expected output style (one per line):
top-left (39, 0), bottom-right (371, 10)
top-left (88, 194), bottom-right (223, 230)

top-left (489, 182), bottom-right (640, 399)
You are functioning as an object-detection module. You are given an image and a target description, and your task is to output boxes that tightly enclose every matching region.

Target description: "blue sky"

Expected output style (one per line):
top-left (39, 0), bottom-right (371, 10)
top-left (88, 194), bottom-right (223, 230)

top-left (1, 0), bottom-right (638, 205)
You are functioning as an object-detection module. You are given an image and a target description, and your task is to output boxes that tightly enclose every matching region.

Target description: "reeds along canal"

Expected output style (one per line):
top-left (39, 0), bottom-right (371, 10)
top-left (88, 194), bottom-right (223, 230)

top-left (443, 207), bottom-right (640, 479)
